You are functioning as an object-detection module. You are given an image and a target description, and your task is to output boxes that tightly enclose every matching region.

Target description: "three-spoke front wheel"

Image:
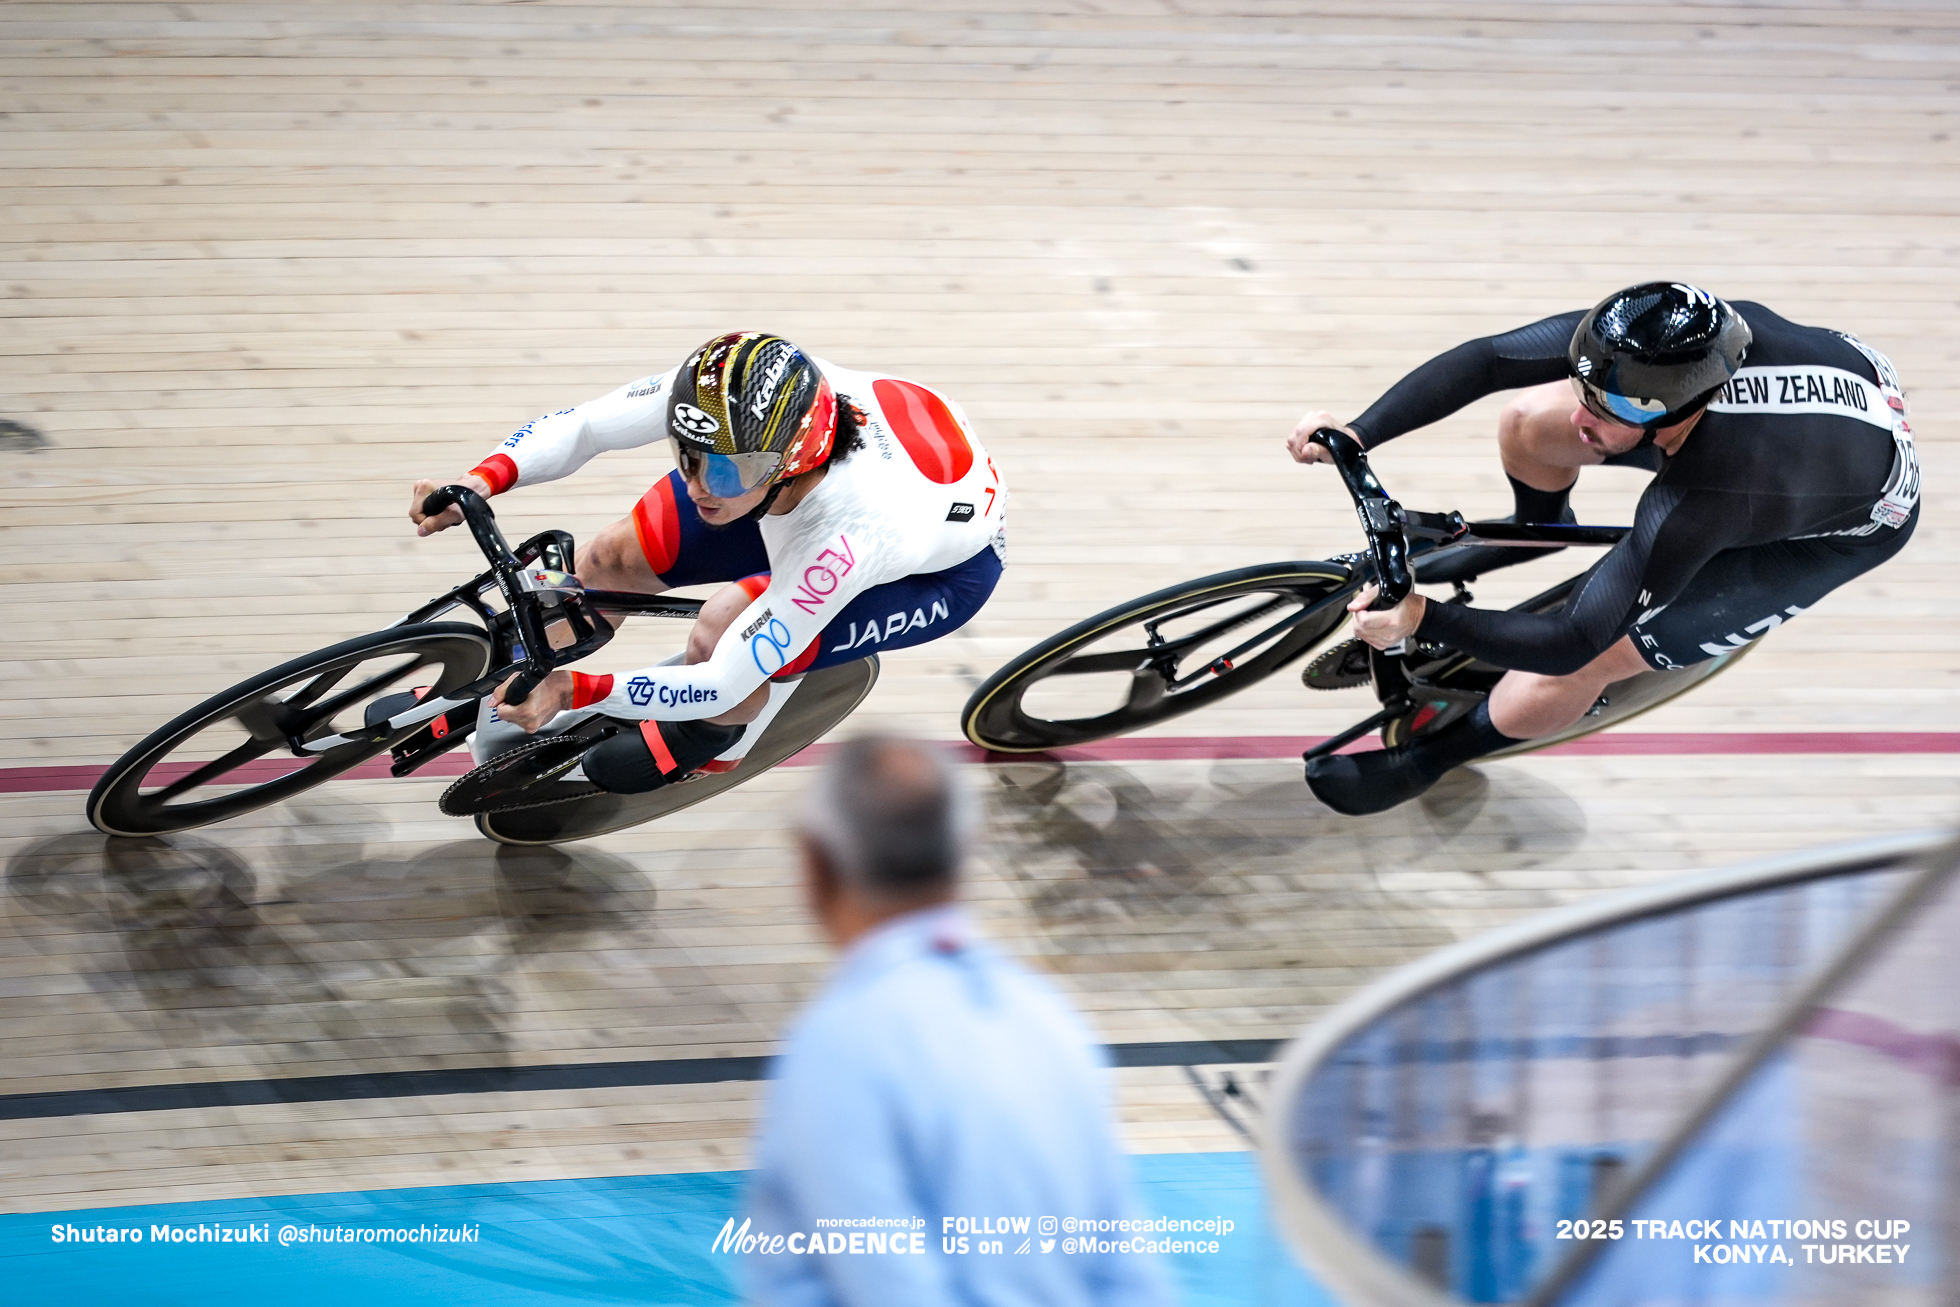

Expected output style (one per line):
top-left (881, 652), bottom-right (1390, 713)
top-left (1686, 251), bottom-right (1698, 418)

top-left (87, 623), bottom-right (494, 836)
top-left (961, 563), bottom-right (1357, 752)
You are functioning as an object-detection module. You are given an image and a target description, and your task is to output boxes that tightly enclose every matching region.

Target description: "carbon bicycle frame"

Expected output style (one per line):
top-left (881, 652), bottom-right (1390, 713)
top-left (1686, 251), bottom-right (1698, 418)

top-left (287, 486), bottom-right (702, 762)
top-left (1297, 430), bottom-right (1629, 760)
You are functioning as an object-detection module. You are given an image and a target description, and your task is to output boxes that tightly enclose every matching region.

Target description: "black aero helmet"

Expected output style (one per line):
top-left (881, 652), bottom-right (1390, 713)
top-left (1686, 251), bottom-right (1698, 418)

top-left (1568, 282), bottom-right (1751, 430)
top-left (666, 331), bottom-right (837, 499)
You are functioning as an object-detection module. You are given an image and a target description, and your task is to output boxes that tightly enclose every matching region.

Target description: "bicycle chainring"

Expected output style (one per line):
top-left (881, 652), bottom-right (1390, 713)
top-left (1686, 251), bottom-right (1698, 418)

top-left (1302, 638), bottom-right (1372, 690)
top-left (440, 729), bottom-right (610, 816)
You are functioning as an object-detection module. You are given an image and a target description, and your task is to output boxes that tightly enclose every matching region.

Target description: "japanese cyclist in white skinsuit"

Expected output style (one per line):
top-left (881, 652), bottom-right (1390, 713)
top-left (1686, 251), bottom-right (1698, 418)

top-left (408, 331), bottom-right (1007, 793)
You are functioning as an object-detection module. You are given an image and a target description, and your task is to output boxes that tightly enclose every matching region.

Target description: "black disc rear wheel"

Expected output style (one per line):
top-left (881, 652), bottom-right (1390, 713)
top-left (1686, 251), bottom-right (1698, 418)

top-left (962, 562), bottom-right (1357, 753)
top-left (88, 623), bottom-right (493, 836)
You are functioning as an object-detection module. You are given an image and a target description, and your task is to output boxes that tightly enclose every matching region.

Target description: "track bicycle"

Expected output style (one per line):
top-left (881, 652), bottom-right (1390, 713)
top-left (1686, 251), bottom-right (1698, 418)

top-left (87, 486), bottom-right (878, 847)
top-left (961, 429), bottom-right (1746, 771)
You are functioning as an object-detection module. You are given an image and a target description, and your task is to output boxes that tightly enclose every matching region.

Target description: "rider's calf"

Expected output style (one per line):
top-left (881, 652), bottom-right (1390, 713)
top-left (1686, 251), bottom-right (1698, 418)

top-left (584, 719), bottom-right (746, 794)
top-left (1487, 635), bottom-right (1652, 739)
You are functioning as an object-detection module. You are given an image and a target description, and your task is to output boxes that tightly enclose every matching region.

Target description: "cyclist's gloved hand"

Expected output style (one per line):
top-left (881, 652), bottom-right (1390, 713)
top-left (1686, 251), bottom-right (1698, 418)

top-left (409, 474), bottom-right (492, 538)
top-left (1287, 411), bottom-right (1360, 466)
top-left (492, 668), bottom-right (574, 733)
top-left (1347, 582), bottom-right (1427, 649)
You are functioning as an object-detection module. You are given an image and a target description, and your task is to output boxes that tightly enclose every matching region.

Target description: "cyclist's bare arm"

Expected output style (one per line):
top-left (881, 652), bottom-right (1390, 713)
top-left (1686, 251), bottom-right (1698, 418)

top-left (1349, 313), bottom-right (1581, 448)
top-left (408, 368), bottom-right (677, 537)
top-left (1289, 313), bottom-right (1582, 471)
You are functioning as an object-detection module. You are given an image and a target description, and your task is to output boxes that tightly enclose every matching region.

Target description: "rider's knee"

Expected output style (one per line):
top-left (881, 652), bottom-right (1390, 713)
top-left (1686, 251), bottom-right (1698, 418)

top-left (708, 681), bottom-right (772, 726)
top-left (1591, 634), bottom-right (1653, 681)
top-left (577, 519), bottom-right (648, 592)
top-left (686, 583), bottom-right (752, 664)
top-left (685, 622), bottom-right (717, 665)
top-left (1496, 395), bottom-right (1534, 453)
top-left (1497, 382), bottom-right (1576, 465)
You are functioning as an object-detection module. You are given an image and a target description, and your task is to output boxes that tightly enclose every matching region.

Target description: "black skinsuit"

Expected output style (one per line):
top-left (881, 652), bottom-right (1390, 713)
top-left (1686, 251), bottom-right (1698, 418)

top-left (1345, 303), bottom-right (1918, 674)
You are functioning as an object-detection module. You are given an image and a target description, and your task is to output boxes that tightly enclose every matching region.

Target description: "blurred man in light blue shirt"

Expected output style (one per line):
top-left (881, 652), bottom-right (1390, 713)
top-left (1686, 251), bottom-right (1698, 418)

top-left (742, 734), bottom-right (1174, 1307)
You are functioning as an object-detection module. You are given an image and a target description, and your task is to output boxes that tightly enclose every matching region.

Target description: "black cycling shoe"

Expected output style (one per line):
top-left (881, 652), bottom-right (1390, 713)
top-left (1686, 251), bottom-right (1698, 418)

top-left (1306, 701), bottom-right (1521, 815)
top-left (1413, 509), bottom-right (1577, 586)
top-left (1304, 748), bottom-right (1439, 816)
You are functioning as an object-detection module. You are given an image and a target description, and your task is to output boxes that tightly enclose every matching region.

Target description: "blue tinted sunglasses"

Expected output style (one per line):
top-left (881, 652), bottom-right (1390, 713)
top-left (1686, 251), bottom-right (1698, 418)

top-left (671, 438), bottom-right (784, 499)
top-left (1573, 377), bottom-right (1668, 429)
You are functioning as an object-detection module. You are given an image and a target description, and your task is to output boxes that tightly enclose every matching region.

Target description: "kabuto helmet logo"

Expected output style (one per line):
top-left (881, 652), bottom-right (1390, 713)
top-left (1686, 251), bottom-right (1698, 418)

top-left (672, 403), bottom-right (721, 437)
top-left (748, 340), bottom-right (797, 422)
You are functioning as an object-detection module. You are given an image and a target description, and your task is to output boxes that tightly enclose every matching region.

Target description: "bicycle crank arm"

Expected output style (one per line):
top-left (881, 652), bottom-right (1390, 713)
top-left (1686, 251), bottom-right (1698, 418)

top-left (1399, 681), bottom-right (1488, 707)
top-left (1302, 703), bottom-right (1405, 762)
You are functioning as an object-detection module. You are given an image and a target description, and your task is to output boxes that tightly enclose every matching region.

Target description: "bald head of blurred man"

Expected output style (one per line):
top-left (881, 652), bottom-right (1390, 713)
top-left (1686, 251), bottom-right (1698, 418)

top-left (754, 733), bottom-right (1174, 1307)
top-left (796, 734), bottom-right (976, 950)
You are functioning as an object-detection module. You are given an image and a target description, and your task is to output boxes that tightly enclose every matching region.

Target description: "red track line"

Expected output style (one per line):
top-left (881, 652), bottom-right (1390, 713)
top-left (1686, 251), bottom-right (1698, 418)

top-left (1805, 1008), bottom-right (1960, 1086)
top-left (958, 730), bottom-right (1960, 763)
top-left (1, 754), bottom-right (467, 796)
top-left (7, 731), bottom-right (1957, 797)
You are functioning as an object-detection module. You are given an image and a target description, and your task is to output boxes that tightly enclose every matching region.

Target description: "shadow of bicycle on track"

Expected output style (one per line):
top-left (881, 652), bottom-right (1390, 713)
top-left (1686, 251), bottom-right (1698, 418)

top-left (974, 756), bottom-right (1590, 998)
top-left (2, 829), bottom-right (752, 1078)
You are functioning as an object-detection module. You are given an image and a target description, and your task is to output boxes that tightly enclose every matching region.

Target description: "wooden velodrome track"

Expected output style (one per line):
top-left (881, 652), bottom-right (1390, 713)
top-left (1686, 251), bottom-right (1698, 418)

top-left (3, 0), bottom-right (1958, 1226)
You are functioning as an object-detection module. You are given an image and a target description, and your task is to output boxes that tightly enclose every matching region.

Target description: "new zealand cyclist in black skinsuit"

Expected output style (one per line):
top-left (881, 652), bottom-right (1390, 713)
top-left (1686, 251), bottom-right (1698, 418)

top-left (1291, 282), bottom-right (1920, 815)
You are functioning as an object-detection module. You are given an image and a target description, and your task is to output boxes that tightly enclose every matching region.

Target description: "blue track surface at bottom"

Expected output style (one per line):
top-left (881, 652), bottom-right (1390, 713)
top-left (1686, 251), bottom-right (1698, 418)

top-left (3, 1152), bottom-right (1331, 1306)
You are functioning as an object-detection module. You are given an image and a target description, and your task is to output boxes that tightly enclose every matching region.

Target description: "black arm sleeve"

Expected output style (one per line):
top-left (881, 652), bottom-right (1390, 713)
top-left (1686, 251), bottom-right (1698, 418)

top-left (1347, 311), bottom-right (1584, 448)
top-left (1413, 483), bottom-right (1742, 676)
